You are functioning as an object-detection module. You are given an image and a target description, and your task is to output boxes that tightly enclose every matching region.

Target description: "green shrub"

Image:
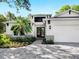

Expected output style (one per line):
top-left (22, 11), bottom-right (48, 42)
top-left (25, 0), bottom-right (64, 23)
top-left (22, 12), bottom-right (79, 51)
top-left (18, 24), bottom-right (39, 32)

top-left (42, 38), bottom-right (54, 44)
top-left (11, 37), bottom-right (27, 42)
top-left (0, 34), bottom-right (11, 45)
top-left (46, 39), bottom-right (54, 44)
top-left (11, 37), bottom-right (36, 44)
top-left (42, 38), bottom-right (46, 44)
top-left (0, 34), bottom-right (33, 48)
top-left (26, 37), bottom-right (36, 44)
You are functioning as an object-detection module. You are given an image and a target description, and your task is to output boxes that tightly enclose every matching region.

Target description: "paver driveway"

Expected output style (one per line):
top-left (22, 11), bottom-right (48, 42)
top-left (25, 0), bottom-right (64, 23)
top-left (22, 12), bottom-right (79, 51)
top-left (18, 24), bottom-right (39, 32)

top-left (0, 44), bottom-right (79, 59)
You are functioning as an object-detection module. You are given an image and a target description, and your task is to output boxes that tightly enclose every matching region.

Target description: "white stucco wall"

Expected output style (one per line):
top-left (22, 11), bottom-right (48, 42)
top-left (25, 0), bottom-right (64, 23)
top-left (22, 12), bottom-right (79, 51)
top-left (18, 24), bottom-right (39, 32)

top-left (46, 20), bottom-right (79, 43)
top-left (45, 10), bottom-right (79, 43)
top-left (53, 25), bottom-right (79, 42)
top-left (6, 21), bottom-right (15, 35)
top-left (5, 11), bottom-right (79, 43)
top-left (30, 14), bottom-right (51, 37)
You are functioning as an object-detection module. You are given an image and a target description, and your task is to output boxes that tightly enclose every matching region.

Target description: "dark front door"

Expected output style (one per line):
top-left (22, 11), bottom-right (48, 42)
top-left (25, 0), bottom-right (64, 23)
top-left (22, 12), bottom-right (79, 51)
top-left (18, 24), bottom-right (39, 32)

top-left (37, 27), bottom-right (45, 38)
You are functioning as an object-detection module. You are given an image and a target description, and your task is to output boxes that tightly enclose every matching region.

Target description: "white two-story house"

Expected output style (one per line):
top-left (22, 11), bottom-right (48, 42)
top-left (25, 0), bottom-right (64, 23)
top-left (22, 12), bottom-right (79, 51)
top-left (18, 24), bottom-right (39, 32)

top-left (5, 9), bottom-right (79, 43)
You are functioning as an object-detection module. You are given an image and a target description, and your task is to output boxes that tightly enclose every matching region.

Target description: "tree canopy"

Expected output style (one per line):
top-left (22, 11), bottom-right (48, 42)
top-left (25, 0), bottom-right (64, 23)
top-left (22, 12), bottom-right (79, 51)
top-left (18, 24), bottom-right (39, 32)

top-left (0, 11), bottom-right (32, 34)
top-left (72, 5), bottom-right (79, 11)
top-left (11, 17), bottom-right (32, 35)
top-left (56, 5), bottom-right (79, 14)
top-left (6, 12), bottom-right (16, 20)
top-left (0, 0), bottom-right (31, 11)
top-left (0, 14), bottom-right (6, 22)
top-left (0, 14), bottom-right (6, 33)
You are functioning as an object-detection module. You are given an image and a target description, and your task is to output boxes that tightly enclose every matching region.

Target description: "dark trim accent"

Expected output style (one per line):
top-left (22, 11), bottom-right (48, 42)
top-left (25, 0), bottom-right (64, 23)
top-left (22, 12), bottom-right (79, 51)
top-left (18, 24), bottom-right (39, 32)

top-left (54, 16), bottom-right (79, 18)
top-left (49, 25), bottom-right (51, 29)
top-left (37, 27), bottom-right (45, 38)
top-left (69, 10), bottom-right (71, 14)
top-left (48, 20), bottom-right (50, 24)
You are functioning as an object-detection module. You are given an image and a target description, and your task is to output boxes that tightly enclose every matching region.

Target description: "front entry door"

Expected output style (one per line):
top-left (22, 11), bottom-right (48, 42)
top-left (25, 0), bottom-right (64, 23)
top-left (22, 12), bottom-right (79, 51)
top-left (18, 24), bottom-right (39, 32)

top-left (37, 27), bottom-right (45, 38)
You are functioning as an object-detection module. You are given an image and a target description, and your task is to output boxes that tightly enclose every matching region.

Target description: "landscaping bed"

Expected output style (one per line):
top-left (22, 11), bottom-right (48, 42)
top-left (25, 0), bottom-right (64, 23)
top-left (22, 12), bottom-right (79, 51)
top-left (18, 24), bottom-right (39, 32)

top-left (0, 34), bottom-right (36, 48)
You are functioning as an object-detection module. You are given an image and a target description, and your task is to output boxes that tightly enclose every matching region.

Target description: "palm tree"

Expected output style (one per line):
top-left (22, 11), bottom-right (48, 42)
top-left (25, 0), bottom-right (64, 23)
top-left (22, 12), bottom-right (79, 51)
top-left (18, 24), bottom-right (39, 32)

top-left (11, 17), bottom-right (31, 35)
top-left (6, 12), bottom-right (16, 20)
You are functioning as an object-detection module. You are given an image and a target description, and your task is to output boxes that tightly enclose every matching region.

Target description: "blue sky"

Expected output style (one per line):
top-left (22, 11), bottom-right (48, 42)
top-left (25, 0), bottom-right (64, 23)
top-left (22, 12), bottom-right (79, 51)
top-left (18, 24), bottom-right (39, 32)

top-left (0, 0), bottom-right (79, 17)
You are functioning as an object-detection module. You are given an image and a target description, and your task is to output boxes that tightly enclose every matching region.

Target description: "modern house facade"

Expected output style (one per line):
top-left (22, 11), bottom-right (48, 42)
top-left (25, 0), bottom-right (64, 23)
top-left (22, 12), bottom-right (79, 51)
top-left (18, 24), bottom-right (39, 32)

top-left (5, 10), bottom-right (79, 43)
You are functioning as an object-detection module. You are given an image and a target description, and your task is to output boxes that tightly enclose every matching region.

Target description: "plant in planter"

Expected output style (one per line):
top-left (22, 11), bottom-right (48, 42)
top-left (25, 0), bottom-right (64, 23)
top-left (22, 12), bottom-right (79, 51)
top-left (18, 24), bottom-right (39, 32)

top-left (42, 38), bottom-right (54, 44)
top-left (46, 39), bottom-right (54, 44)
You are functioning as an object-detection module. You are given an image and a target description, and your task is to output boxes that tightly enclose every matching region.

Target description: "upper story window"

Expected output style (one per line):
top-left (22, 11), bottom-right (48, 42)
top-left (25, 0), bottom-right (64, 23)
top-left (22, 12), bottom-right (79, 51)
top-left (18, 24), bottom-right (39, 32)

top-left (48, 20), bottom-right (50, 24)
top-left (47, 15), bottom-right (51, 18)
top-left (34, 17), bottom-right (45, 22)
top-left (49, 15), bottom-right (51, 18)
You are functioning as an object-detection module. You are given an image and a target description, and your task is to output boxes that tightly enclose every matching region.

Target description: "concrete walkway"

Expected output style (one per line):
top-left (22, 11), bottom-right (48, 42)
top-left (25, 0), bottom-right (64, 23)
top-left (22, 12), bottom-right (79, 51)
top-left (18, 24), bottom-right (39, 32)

top-left (0, 44), bottom-right (79, 59)
top-left (32, 40), bottom-right (43, 44)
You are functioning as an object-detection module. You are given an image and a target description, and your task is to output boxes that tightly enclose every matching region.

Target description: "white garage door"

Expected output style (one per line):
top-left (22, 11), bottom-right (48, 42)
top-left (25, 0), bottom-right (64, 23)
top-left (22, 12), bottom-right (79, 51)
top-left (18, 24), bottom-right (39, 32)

top-left (54, 25), bottom-right (79, 43)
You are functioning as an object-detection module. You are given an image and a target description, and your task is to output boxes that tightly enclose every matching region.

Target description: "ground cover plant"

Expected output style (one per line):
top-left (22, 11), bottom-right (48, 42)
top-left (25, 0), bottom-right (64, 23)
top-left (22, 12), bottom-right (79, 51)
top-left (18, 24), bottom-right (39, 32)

top-left (0, 34), bottom-right (36, 48)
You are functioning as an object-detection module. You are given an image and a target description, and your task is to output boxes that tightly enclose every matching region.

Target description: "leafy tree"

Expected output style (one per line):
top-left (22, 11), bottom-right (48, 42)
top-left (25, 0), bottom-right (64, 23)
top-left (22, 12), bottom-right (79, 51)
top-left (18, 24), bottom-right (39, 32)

top-left (0, 14), bottom-right (6, 33)
top-left (56, 5), bottom-right (71, 14)
top-left (72, 5), bottom-right (79, 11)
top-left (56, 5), bottom-right (79, 14)
top-left (0, 14), bottom-right (6, 22)
top-left (0, 0), bottom-right (31, 11)
top-left (6, 12), bottom-right (16, 20)
top-left (11, 17), bottom-right (31, 35)
top-left (60, 5), bottom-right (71, 12)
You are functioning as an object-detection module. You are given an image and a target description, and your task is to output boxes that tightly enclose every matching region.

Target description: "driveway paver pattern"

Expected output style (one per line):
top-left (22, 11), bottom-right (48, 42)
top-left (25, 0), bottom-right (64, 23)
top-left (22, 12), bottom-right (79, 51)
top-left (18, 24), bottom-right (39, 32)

top-left (0, 44), bottom-right (79, 59)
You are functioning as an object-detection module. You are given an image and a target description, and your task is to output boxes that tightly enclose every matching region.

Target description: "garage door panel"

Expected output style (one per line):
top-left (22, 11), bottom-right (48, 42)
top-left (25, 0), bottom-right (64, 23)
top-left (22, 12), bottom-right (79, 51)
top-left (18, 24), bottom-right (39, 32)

top-left (54, 26), bottom-right (79, 42)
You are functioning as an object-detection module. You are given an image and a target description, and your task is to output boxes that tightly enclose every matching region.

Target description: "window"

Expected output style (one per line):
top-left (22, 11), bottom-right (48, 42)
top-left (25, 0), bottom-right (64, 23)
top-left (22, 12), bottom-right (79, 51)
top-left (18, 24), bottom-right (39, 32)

top-left (48, 20), bottom-right (50, 24)
top-left (49, 15), bottom-right (51, 18)
top-left (49, 25), bottom-right (51, 29)
top-left (34, 17), bottom-right (45, 22)
top-left (7, 23), bottom-right (9, 26)
top-left (47, 15), bottom-right (51, 18)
